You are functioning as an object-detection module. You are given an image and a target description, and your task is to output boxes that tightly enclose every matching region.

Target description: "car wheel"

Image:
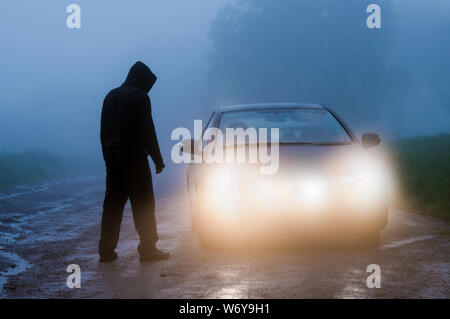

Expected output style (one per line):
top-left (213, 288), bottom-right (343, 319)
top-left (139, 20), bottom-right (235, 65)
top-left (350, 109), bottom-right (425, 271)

top-left (198, 227), bottom-right (220, 249)
top-left (360, 232), bottom-right (381, 248)
top-left (197, 215), bottom-right (225, 250)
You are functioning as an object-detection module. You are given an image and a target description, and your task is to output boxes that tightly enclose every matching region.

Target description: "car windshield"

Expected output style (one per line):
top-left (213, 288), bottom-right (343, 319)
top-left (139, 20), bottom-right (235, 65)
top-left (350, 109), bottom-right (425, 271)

top-left (218, 108), bottom-right (352, 144)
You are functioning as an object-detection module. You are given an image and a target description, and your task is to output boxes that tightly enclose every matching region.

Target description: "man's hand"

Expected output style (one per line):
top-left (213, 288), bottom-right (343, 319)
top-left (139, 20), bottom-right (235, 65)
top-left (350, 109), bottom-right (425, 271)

top-left (156, 163), bottom-right (165, 174)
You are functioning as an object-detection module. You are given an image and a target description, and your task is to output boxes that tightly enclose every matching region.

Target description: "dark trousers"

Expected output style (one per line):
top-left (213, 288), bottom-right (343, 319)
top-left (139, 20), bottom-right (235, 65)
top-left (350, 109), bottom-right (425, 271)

top-left (99, 152), bottom-right (158, 255)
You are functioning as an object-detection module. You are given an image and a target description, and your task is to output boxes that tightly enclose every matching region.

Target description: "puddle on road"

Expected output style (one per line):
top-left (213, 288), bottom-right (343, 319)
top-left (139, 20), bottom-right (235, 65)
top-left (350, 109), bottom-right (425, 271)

top-left (381, 235), bottom-right (434, 249)
top-left (0, 183), bottom-right (55, 200)
top-left (0, 176), bottom-right (105, 296)
top-left (208, 284), bottom-right (249, 299)
top-left (0, 248), bottom-right (32, 297)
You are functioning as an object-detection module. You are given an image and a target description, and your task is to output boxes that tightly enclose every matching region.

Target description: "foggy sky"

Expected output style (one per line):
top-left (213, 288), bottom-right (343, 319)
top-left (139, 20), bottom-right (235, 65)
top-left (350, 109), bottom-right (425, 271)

top-left (0, 0), bottom-right (230, 158)
top-left (0, 0), bottom-right (449, 160)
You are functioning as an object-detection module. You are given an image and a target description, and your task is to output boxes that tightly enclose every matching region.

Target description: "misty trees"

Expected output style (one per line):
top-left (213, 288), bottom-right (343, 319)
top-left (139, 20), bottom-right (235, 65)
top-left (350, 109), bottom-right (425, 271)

top-left (384, 66), bottom-right (412, 137)
top-left (208, 0), bottom-right (397, 124)
top-left (433, 20), bottom-right (450, 119)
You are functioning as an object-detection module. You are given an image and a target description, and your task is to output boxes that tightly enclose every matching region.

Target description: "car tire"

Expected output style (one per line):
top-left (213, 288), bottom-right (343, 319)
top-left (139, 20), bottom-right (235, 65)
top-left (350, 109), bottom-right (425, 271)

top-left (197, 215), bottom-right (225, 250)
top-left (360, 231), bottom-right (381, 248)
top-left (198, 228), bottom-right (220, 250)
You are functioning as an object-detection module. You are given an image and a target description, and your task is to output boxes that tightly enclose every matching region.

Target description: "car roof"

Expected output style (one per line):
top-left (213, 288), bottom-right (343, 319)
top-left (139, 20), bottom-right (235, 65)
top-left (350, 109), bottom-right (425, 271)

top-left (216, 103), bottom-right (326, 113)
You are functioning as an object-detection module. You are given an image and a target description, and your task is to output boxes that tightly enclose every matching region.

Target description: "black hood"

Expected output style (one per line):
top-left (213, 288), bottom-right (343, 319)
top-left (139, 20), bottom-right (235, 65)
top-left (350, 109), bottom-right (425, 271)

top-left (123, 61), bottom-right (157, 94)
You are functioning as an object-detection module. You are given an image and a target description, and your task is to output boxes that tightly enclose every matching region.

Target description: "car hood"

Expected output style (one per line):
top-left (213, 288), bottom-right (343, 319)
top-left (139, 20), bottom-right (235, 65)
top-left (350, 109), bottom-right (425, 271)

top-left (215, 143), bottom-right (370, 178)
top-left (200, 142), bottom-right (388, 179)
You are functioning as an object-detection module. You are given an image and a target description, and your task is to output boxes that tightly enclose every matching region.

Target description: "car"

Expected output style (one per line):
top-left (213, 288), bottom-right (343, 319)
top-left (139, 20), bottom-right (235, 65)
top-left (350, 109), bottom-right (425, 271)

top-left (183, 103), bottom-right (391, 248)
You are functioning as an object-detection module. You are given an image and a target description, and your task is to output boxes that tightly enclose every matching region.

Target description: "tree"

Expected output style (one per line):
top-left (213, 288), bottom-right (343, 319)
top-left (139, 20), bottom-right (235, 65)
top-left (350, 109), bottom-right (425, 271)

top-left (208, 0), bottom-right (395, 123)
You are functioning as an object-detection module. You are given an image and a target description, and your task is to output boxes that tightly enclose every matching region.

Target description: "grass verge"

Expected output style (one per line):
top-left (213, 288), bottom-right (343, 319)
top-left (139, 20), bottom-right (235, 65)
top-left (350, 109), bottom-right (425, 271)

top-left (0, 151), bottom-right (101, 190)
top-left (393, 134), bottom-right (450, 219)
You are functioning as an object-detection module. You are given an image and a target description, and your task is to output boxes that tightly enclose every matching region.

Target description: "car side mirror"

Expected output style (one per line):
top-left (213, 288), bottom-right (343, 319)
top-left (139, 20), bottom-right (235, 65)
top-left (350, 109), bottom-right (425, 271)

top-left (362, 133), bottom-right (381, 149)
top-left (180, 138), bottom-right (201, 155)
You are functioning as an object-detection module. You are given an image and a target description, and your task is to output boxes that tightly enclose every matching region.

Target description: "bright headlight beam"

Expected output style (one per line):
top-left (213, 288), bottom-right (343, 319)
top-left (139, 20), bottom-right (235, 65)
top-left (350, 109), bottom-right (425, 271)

top-left (295, 177), bottom-right (328, 208)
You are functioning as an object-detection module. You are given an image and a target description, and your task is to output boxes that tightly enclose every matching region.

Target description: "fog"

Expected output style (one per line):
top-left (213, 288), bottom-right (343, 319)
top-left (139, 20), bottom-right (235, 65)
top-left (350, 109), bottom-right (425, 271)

top-left (0, 0), bottom-right (229, 160)
top-left (0, 0), bottom-right (449, 163)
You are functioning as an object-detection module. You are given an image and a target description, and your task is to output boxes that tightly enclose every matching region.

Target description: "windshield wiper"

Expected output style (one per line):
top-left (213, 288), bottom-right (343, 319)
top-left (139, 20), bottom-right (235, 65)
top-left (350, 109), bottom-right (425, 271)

top-left (278, 142), bottom-right (314, 145)
top-left (222, 141), bottom-right (352, 147)
top-left (278, 141), bottom-right (352, 146)
top-left (312, 141), bottom-right (352, 146)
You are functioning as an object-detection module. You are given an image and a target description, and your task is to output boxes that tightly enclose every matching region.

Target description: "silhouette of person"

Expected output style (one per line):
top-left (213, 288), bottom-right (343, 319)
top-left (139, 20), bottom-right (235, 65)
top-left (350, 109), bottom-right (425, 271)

top-left (99, 61), bottom-right (169, 262)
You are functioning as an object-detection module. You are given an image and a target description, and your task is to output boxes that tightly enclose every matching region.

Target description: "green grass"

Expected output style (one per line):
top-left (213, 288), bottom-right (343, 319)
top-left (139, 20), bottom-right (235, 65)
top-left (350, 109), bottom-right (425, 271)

top-left (393, 134), bottom-right (450, 219)
top-left (0, 151), bottom-right (101, 190)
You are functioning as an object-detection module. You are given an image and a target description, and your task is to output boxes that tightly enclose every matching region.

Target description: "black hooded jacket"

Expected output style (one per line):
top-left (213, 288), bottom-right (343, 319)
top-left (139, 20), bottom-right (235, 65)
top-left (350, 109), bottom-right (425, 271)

top-left (100, 61), bottom-right (163, 167)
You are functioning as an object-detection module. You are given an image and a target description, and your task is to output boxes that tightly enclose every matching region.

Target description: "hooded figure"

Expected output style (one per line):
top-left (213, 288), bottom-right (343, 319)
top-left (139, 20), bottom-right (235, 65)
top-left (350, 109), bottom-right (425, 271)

top-left (99, 61), bottom-right (169, 262)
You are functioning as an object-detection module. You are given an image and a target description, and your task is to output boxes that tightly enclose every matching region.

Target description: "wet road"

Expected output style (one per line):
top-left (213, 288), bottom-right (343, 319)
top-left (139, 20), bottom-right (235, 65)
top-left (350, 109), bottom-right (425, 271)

top-left (0, 175), bottom-right (448, 298)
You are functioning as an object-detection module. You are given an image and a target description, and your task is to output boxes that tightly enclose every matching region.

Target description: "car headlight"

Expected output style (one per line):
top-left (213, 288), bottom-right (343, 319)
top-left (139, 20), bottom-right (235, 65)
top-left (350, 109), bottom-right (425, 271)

top-left (294, 175), bottom-right (329, 208)
top-left (339, 160), bottom-right (390, 205)
top-left (206, 166), bottom-right (235, 193)
top-left (204, 166), bottom-right (239, 213)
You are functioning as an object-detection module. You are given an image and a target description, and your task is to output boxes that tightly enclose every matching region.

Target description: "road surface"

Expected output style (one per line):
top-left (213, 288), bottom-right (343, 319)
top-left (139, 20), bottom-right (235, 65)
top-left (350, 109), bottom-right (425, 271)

top-left (0, 174), bottom-right (448, 298)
